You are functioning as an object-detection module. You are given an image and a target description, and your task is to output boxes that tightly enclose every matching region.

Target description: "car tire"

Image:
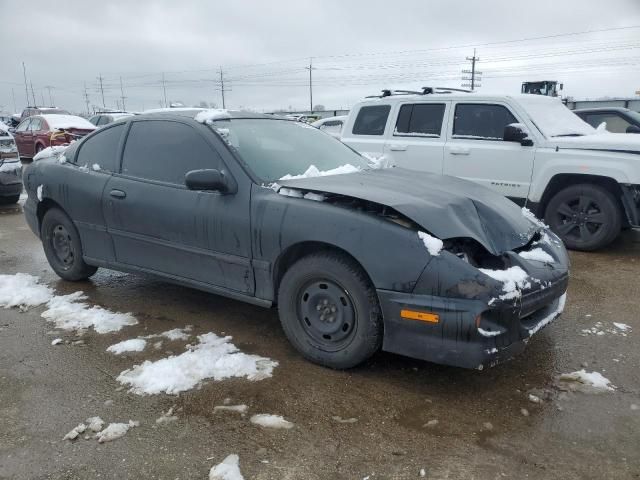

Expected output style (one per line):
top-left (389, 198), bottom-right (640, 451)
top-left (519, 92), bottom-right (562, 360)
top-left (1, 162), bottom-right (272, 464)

top-left (544, 183), bottom-right (621, 251)
top-left (277, 251), bottom-right (382, 369)
top-left (35, 144), bottom-right (44, 154)
top-left (41, 208), bottom-right (98, 281)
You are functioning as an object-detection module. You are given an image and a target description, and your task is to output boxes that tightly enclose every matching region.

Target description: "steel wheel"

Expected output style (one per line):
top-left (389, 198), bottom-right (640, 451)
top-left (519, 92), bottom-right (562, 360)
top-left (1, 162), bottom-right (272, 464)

top-left (50, 224), bottom-right (76, 270)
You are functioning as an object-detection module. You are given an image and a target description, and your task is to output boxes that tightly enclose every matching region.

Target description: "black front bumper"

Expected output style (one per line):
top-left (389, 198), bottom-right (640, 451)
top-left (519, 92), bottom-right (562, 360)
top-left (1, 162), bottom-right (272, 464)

top-left (377, 274), bottom-right (568, 370)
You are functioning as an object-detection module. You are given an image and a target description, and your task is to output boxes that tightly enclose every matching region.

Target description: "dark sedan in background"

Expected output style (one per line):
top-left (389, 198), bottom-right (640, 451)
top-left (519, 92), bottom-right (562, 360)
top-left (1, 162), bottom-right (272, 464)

top-left (574, 107), bottom-right (640, 134)
top-left (22, 110), bottom-right (569, 370)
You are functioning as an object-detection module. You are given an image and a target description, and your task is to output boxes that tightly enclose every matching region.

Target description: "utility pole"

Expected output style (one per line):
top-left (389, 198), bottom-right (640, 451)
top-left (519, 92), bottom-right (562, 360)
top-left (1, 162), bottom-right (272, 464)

top-left (119, 77), bottom-right (126, 111)
top-left (161, 72), bottom-right (168, 108)
top-left (11, 88), bottom-right (16, 112)
top-left (40, 91), bottom-right (45, 106)
top-left (305, 58), bottom-right (314, 112)
top-left (83, 82), bottom-right (91, 115)
top-left (219, 67), bottom-right (226, 109)
top-left (462, 49), bottom-right (482, 91)
top-left (97, 74), bottom-right (106, 108)
top-left (22, 62), bottom-right (30, 106)
top-left (45, 86), bottom-right (54, 106)
top-left (30, 82), bottom-right (37, 107)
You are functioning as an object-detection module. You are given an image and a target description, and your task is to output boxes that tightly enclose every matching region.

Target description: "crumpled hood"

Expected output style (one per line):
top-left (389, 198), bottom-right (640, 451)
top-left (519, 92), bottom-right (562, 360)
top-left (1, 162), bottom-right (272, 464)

top-left (551, 132), bottom-right (640, 153)
top-left (278, 168), bottom-right (539, 255)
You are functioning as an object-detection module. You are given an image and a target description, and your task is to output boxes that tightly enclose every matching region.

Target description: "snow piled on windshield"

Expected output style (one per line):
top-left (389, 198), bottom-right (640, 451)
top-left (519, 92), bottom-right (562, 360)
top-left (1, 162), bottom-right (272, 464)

top-left (279, 163), bottom-right (360, 180)
top-left (518, 96), bottom-right (594, 137)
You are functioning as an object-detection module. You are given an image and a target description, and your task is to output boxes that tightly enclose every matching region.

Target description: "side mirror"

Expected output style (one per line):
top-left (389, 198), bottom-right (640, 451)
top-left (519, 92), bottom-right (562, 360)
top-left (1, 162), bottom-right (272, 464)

top-left (504, 124), bottom-right (533, 146)
top-left (626, 125), bottom-right (640, 134)
top-left (185, 169), bottom-right (230, 192)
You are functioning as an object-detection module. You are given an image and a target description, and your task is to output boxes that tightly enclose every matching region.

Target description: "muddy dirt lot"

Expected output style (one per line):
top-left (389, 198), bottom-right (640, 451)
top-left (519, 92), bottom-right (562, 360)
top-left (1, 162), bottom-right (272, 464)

top-left (1, 197), bottom-right (639, 480)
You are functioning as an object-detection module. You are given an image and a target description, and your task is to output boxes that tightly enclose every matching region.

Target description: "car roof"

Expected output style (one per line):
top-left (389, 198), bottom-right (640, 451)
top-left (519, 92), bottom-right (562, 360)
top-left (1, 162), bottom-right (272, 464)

top-left (353, 92), bottom-right (559, 106)
top-left (573, 107), bottom-right (631, 113)
top-left (137, 109), bottom-right (283, 121)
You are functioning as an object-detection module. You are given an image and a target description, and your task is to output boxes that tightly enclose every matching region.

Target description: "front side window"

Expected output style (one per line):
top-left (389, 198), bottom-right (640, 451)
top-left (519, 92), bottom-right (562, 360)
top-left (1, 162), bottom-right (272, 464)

top-left (394, 103), bottom-right (445, 137)
top-left (29, 118), bottom-right (42, 131)
top-left (98, 116), bottom-right (111, 126)
top-left (352, 105), bottom-right (391, 135)
top-left (122, 120), bottom-right (221, 184)
top-left (76, 124), bottom-right (125, 172)
top-left (453, 104), bottom-right (517, 140)
top-left (89, 116), bottom-right (101, 126)
top-left (209, 119), bottom-right (369, 182)
top-left (16, 119), bottom-right (31, 132)
top-left (582, 113), bottom-right (631, 133)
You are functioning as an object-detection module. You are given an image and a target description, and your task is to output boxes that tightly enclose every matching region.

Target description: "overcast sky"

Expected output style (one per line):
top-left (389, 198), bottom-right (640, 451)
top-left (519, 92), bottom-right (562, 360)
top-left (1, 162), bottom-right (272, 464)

top-left (1, 0), bottom-right (639, 114)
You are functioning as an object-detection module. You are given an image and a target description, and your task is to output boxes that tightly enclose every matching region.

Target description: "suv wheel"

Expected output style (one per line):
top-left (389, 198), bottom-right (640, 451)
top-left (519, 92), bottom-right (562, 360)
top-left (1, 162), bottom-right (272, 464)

top-left (277, 252), bottom-right (382, 369)
top-left (544, 184), bottom-right (621, 251)
top-left (41, 208), bottom-right (98, 281)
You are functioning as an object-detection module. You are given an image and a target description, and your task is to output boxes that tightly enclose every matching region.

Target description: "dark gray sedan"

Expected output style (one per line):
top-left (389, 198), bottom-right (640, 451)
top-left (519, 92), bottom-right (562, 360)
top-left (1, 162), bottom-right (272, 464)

top-left (22, 110), bottom-right (569, 369)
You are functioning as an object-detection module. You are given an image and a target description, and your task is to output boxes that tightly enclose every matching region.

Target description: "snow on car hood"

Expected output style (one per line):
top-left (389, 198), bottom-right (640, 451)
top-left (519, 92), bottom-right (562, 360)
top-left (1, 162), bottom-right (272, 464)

top-left (278, 168), bottom-right (539, 255)
top-left (550, 131), bottom-right (640, 153)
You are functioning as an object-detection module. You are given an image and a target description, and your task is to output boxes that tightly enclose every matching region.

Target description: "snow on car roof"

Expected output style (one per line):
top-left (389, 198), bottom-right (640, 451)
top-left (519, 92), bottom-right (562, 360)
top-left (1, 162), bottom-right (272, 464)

top-left (40, 114), bottom-right (96, 130)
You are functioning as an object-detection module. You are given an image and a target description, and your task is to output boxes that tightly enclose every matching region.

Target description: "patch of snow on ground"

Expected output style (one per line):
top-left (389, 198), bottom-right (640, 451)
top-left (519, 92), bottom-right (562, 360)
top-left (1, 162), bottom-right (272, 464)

top-left (581, 321), bottom-right (632, 337)
top-left (0, 273), bottom-right (53, 308)
top-left (63, 423), bottom-right (86, 440)
top-left (96, 420), bottom-right (139, 443)
top-left (518, 248), bottom-right (554, 263)
top-left (557, 370), bottom-right (614, 392)
top-left (33, 145), bottom-right (68, 161)
top-left (279, 163), bottom-right (359, 180)
top-left (86, 416), bottom-right (105, 432)
top-left (214, 405), bottom-right (249, 414)
top-left (417, 231), bottom-right (443, 256)
top-left (156, 407), bottom-right (178, 424)
top-left (613, 322), bottom-right (631, 332)
top-left (250, 414), bottom-right (294, 429)
top-left (479, 266), bottom-right (530, 300)
top-left (117, 333), bottom-right (277, 395)
top-left (209, 454), bottom-right (244, 480)
top-left (43, 291), bottom-right (137, 334)
top-left (107, 338), bottom-right (147, 355)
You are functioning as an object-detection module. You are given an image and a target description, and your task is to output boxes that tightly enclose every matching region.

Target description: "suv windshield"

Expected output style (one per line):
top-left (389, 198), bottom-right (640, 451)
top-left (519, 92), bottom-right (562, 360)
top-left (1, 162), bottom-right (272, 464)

top-left (520, 98), bottom-right (595, 138)
top-left (209, 118), bottom-right (369, 182)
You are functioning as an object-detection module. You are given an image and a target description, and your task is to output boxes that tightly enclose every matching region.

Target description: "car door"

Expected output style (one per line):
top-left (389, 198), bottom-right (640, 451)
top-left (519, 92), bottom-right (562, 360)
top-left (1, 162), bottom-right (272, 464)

top-left (443, 102), bottom-right (535, 203)
top-left (103, 118), bottom-right (254, 294)
top-left (13, 118), bottom-right (32, 157)
top-left (383, 102), bottom-right (449, 173)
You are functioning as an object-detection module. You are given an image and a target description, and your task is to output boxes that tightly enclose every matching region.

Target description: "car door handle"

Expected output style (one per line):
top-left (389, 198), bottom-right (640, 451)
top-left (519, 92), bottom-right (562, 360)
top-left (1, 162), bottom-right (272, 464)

top-left (389, 144), bottom-right (408, 151)
top-left (109, 189), bottom-right (126, 199)
top-left (449, 147), bottom-right (470, 155)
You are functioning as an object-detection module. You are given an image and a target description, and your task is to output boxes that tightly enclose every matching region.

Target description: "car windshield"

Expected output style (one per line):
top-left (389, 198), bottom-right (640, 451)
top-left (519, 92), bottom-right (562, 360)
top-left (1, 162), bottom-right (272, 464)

top-left (38, 108), bottom-right (70, 115)
top-left (519, 98), bottom-right (596, 138)
top-left (208, 118), bottom-right (369, 182)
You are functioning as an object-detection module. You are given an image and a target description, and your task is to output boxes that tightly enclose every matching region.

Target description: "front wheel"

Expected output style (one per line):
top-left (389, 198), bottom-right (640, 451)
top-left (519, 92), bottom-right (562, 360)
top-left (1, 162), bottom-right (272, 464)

top-left (544, 184), bottom-right (621, 251)
top-left (277, 252), bottom-right (382, 369)
top-left (41, 208), bottom-right (98, 281)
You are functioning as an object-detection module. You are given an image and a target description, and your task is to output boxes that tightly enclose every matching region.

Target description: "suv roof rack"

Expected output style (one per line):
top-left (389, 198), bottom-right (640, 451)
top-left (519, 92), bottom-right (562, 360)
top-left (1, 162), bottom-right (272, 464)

top-left (366, 86), bottom-right (472, 98)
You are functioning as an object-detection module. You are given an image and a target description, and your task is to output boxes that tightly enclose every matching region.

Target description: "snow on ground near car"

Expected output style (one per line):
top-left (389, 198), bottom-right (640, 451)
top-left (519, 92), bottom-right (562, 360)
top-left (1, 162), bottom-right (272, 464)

top-left (557, 370), bottom-right (615, 392)
top-left (581, 321), bottom-right (632, 337)
top-left (250, 414), bottom-right (294, 429)
top-left (143, 327), bottom-right (193, 341)
top-left (96, 420), bottom-right (139, 443)
top-left (214, 405), bottom-right (249, 414)
top-left (0, 273), bottom-right (137, 333)
top-left (116, 333), bottom-right (278, 395)
top-left (107, 338), bottom-right (147, 355)
top-left (63, 423), bottom-right (86, 440)
top-left (478, 266), bottom-right (531, 300)
top-left (33, 145), bottom-right (69, 162)
top-left (518, 248), bottom-right (554, 263)
top-left (195, 109), bottom-right (231, 124)
top-left (279, 163), bottom-right (360, 181)
top-left (86, 416), bottom-right (105, 432)
top-left (209, 454), bottom-right (245, 480)
top-left (417, 231), bottom-right (443, 256)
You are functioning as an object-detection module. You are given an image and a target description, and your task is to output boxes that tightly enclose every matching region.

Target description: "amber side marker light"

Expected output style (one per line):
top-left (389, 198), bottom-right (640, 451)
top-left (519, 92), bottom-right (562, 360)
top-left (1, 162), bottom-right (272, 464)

top-left (400, 309), bottom-right (439, 323)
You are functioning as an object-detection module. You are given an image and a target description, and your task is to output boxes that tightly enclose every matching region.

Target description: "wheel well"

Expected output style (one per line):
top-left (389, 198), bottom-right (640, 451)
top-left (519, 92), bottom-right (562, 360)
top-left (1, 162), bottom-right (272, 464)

top-left (539, 174), bottom-right (626, 223)
top-left (36, 198), bottom-right (64, 234)
top-left (273, 241), bottom-right (374, 303)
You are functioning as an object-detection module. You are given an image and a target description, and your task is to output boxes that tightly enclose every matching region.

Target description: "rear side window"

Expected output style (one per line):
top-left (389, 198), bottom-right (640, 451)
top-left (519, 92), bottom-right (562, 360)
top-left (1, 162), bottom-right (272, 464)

top-left (97, 116), bottom-right (110, 126)
top-left (581, 113), bottom-right (631, 133)
top-left (394, 104), bottom-right (445, 136)
top-left (122, 120), bottom-right (221, 185)
top-left (352, 105), bottom-right (391, 135)
top-left (453, 104), bottom-right (517, 140)
top-left (76, 124), bottom-right (125, 172)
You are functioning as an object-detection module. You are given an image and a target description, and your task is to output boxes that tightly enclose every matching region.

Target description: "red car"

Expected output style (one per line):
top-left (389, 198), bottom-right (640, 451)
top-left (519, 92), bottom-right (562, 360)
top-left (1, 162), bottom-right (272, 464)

top-left (13, 114), bottom-right (95, 159)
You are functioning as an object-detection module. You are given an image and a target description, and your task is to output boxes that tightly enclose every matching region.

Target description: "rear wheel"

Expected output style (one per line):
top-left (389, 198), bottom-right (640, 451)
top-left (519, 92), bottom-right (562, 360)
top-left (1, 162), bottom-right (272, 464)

top-left (41, 208), bottom-right (98, 281)
top-left (277, 252), bottom-right (382, 369)
top-left (35, 144), bottom-right (44, 155)
top-left (544, 184), bottom-right (621, 251)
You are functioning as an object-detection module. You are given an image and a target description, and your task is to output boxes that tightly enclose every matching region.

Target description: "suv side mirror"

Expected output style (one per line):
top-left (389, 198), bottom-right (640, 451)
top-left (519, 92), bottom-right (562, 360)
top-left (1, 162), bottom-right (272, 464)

top-left (504, 124), bottom-right (533, 146)
top-left (185, 169), bottom-right (230, 192)
top-left (626, 125), bottom-right (640, 134)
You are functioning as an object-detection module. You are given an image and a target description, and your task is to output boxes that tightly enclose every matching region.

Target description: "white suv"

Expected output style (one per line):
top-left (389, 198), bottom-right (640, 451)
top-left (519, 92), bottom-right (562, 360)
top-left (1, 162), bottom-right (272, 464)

top-left (341, 90), bottom-right (640, 251)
